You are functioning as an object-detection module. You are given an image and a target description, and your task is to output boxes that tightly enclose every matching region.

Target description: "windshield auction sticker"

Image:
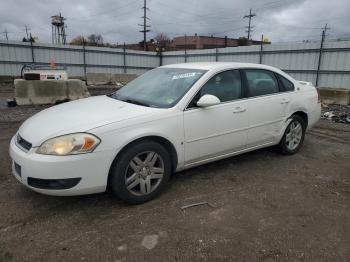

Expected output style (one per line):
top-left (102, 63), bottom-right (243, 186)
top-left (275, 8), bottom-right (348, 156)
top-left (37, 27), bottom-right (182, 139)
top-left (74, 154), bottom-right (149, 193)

top-left (172, 72), bottom-right (197, 80)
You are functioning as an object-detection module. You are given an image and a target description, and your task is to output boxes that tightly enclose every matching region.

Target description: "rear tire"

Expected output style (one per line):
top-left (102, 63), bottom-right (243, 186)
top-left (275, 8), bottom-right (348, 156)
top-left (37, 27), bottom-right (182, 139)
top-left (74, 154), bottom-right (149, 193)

top-left (109, 140), bottom-right (172, 204)
top-left (277, 115), bottom-right (306, 155)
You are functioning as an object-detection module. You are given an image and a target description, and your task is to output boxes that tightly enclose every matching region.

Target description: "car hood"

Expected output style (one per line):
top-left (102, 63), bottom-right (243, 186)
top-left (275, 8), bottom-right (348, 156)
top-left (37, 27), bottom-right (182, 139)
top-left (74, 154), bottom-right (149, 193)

top-left (18, 95), bottom-right (161, 146)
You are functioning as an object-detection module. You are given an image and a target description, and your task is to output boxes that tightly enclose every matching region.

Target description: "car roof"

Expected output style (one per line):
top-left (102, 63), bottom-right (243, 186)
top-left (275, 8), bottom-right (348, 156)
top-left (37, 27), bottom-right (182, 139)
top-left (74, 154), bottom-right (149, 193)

top-left (161, 62), bottom-right (281, 72)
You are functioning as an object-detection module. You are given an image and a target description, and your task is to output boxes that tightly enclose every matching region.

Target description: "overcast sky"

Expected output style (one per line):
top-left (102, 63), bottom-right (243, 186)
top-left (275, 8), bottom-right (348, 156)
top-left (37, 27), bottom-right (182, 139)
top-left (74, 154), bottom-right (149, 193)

top-left (0, 0), bottom-right (349, 44)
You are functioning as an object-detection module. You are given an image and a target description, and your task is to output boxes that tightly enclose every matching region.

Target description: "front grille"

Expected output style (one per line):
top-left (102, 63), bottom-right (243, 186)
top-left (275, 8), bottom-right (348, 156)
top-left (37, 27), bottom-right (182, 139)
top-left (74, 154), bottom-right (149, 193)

top-left (16, 134), bottom-right (32, 151)
top-left (27, 177), bottom-right (81, 190)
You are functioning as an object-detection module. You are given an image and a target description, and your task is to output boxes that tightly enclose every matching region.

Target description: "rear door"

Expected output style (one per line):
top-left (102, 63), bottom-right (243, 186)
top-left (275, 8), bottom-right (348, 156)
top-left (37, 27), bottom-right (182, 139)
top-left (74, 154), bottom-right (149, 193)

top-left (242, 69), bottom-right (290, 148)
top-left (183, 69), bottom-right (249, 165)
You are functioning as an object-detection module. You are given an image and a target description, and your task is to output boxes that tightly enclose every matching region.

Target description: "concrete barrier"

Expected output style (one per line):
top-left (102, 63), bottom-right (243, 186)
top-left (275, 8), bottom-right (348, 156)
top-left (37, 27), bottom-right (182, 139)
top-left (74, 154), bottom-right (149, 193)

top-left (111, 74), bottom-right (138, 84)
top-left (15, 79), bottom-right (90, 105)
top-left (87, 73), bottom-right (137, 86)
top-left (320, 88), bottom-right (350, 106)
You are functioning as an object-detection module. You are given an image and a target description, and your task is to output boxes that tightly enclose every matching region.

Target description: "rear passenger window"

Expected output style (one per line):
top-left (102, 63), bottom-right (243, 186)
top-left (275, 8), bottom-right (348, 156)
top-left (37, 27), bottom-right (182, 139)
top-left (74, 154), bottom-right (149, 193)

top-left (245, 69), bottom-right (279, 97)
top-left (278, 75), bottom-right (295, 92)
top-left (200, 70), bottom-right (242, 102)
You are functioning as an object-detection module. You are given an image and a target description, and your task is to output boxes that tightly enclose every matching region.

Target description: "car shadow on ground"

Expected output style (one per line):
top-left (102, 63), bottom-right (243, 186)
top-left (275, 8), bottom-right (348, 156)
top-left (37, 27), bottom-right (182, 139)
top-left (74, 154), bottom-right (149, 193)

top-left (9, 145), bottom-right (283, 212)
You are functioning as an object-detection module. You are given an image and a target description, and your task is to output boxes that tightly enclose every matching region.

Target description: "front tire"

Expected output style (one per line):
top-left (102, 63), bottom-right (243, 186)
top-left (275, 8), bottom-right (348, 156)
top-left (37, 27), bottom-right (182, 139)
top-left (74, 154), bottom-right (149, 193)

top-left (278, 115), bottom-right (306, 155)
top-left (109, 140), bottom-right (172, 204)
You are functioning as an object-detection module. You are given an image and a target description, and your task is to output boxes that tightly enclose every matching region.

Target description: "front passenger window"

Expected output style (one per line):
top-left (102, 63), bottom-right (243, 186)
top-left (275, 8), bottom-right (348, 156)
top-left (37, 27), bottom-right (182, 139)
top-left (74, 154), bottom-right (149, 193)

top-left (200, 70), bottom-right (242, 103)
top-left (245, 69), bottom-right (279, 97)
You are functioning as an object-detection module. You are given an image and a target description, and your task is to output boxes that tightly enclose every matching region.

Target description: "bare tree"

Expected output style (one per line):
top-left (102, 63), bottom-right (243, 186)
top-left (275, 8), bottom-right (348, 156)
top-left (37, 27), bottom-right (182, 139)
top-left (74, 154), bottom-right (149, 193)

top-left (87, 34), bottom-right (103, 46)
top-left (69, 35), bottom-right (87, 46)
top-left (237, 37), bottom-right (249, 46)
top-left (154, 33), bottom-right (171, 49)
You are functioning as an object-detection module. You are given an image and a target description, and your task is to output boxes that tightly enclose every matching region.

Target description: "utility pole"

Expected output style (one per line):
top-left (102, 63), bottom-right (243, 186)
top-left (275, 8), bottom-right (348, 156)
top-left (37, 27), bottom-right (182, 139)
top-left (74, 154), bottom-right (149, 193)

top-left (123, 42), bottom-right (127, 73)
top-left (25, 25), bottom-right (30, 40)
top-left (62, 16), bottom-right (67, 45)
top-left (243, 8), bottom-right (256, 40)
top-left (259, 34), bottom-right (264, 64)
top-left (29, 33), bottom-right (35, 63)
top-left (184, 34), bottom-right (187, 63)
top-left (139, 0), bottom-right (150, 51)
top-left (82, 37), bottom-right (87, 81)
top-left (3, 29), bottom-right (8, 41)
top-left (315, 23), bottom-right (331, 87)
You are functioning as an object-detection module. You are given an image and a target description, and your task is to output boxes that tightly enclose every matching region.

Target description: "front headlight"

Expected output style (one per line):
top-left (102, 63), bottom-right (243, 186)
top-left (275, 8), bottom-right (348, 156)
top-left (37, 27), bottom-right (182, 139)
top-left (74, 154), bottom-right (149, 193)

top-left (36, 133), bottom-right (101, 155)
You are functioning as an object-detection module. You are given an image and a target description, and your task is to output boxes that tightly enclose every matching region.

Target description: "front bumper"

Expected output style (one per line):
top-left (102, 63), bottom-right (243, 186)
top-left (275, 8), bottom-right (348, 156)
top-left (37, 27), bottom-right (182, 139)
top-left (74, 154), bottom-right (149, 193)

top-left (9, 136), bottom-right (115, 196)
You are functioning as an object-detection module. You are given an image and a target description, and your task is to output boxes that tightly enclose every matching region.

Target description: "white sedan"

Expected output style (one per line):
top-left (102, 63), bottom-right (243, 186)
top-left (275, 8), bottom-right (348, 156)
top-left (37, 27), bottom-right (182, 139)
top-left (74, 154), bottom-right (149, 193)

top-left (10, 62), bottom-right (321, 204)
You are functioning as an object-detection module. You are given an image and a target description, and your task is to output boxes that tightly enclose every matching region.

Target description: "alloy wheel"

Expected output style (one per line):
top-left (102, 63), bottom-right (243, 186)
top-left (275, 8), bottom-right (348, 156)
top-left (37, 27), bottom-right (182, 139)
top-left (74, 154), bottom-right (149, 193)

top-left (125, 151), bottom-right (165, 196)
top-left (285, 121), bottom-right (303, 151)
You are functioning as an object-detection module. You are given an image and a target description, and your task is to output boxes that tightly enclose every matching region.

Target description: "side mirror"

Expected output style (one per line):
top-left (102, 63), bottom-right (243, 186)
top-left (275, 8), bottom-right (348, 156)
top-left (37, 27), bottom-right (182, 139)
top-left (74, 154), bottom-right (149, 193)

top-left (196, 94), bottom-right (221, 107)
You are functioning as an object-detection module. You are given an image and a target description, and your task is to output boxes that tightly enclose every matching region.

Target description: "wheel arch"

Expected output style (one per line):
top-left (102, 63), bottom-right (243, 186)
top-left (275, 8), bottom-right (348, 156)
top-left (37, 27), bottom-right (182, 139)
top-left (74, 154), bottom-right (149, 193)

top-left (290, 110), bottom-right (308, 128)
top-left (107, 135), bottom-right (179, 187)
top-left (278, 110), bottom-right (308, 144)
top-left (277, 110), bottom-right (308, 155)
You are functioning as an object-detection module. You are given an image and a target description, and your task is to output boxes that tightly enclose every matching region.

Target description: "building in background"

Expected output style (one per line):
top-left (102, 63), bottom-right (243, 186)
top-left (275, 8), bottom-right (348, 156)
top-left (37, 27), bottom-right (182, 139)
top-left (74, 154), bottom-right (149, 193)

top-left (171, 34), bottom-right (265, 50)
top-left (120, 34), bottom-right (269, 51)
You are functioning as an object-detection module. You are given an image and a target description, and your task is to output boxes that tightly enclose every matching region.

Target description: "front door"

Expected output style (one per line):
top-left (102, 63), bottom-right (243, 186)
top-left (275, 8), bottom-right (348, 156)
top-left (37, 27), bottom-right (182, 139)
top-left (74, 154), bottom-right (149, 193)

top-left (183, 69), bottom-right (249, 165)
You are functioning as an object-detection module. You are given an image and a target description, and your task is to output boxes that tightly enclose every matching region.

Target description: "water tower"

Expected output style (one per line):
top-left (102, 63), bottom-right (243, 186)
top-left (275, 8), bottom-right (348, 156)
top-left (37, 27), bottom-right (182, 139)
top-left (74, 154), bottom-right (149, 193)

top-left (51, 13), bottom-right (66, 44)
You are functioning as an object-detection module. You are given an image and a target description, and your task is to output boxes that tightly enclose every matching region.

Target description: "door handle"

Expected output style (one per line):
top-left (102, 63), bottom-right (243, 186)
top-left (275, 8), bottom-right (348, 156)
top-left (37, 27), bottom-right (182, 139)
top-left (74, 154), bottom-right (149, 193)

top-left (233, 107), bottom-right (246, 113)
top-left (280, 98), bottom-right (290, 104)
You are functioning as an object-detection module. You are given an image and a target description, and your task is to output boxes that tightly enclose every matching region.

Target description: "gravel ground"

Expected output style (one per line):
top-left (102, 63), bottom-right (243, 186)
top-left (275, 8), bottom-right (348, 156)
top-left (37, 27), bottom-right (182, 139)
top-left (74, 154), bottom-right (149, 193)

top-left (0, 90), bottom-right (350, 261)
top-left (0, 87), bottom-right (13, 110)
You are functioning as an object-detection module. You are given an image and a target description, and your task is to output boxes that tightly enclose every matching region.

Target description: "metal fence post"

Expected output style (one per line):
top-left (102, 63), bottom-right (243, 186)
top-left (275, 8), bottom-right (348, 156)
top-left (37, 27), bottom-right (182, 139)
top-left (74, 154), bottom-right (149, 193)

top-left (123, 43), bottom-right (127, 74)
top-left (184, 34), bottom-right (187, 63)
top-left (29, 33), bottom-right (35, 63)
top-left (215, 48), bottom-right (219, 62)
top-left (159, 49), bottom-right (163, 66)
top-left (316, 28), bottom-right (326, 87)
top-left (259, 34), bottom-right (264, 64)
top-left (83, 40), bottom-right (87, 80)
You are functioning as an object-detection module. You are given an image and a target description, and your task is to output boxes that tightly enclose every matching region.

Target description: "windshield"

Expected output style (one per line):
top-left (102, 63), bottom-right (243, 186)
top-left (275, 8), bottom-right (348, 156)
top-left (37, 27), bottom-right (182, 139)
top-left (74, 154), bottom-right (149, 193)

top-left (110, 68), bottom-right (207, 108)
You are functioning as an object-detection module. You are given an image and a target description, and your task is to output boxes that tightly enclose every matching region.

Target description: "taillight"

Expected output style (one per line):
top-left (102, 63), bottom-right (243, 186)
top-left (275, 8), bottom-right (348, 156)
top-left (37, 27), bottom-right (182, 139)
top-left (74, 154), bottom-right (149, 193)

top-left (315, 87), bottom-right (321, 103)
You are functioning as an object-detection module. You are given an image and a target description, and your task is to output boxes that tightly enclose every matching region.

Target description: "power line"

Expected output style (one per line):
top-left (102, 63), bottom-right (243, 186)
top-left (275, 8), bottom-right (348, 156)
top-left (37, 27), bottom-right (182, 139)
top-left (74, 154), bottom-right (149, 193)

top-left (69, 0), bottom-right (141, 21)
top-left (151, 0), bottom-right (280, 22)
top-left (201, 26), bottom-right (246, 36)
top-left (151, 9), bottom-right (244, 27)
top-left (138, 0), bottom-right (150, 51)
top-left (321, 23), bottom-right (331, 42)
top-left (243, 8), bottom-right (256, 40)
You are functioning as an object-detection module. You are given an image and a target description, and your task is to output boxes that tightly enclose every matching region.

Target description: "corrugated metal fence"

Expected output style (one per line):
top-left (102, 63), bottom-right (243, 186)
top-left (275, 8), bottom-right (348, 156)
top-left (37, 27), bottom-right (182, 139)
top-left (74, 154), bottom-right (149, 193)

top-left (1, 40), bottom-right (350, 89)
top-left (0, 41), bottom-right (160, 77)
top-left (162, 41), bottom-right (350, 89)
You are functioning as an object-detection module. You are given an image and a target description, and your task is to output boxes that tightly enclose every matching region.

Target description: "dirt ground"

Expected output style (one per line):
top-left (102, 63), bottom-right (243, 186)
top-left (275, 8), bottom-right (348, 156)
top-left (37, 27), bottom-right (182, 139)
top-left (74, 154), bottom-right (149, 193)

top-left (0, 89), bottom-right (350, 261)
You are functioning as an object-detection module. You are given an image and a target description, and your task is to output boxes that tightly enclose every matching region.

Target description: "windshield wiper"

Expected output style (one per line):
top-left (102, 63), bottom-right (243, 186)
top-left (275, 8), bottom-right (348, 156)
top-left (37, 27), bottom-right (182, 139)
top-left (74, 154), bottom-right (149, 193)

top-left (108, 93), bottom-right (151, 107)
top-left (123, 98), bottom-right (151, 107)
